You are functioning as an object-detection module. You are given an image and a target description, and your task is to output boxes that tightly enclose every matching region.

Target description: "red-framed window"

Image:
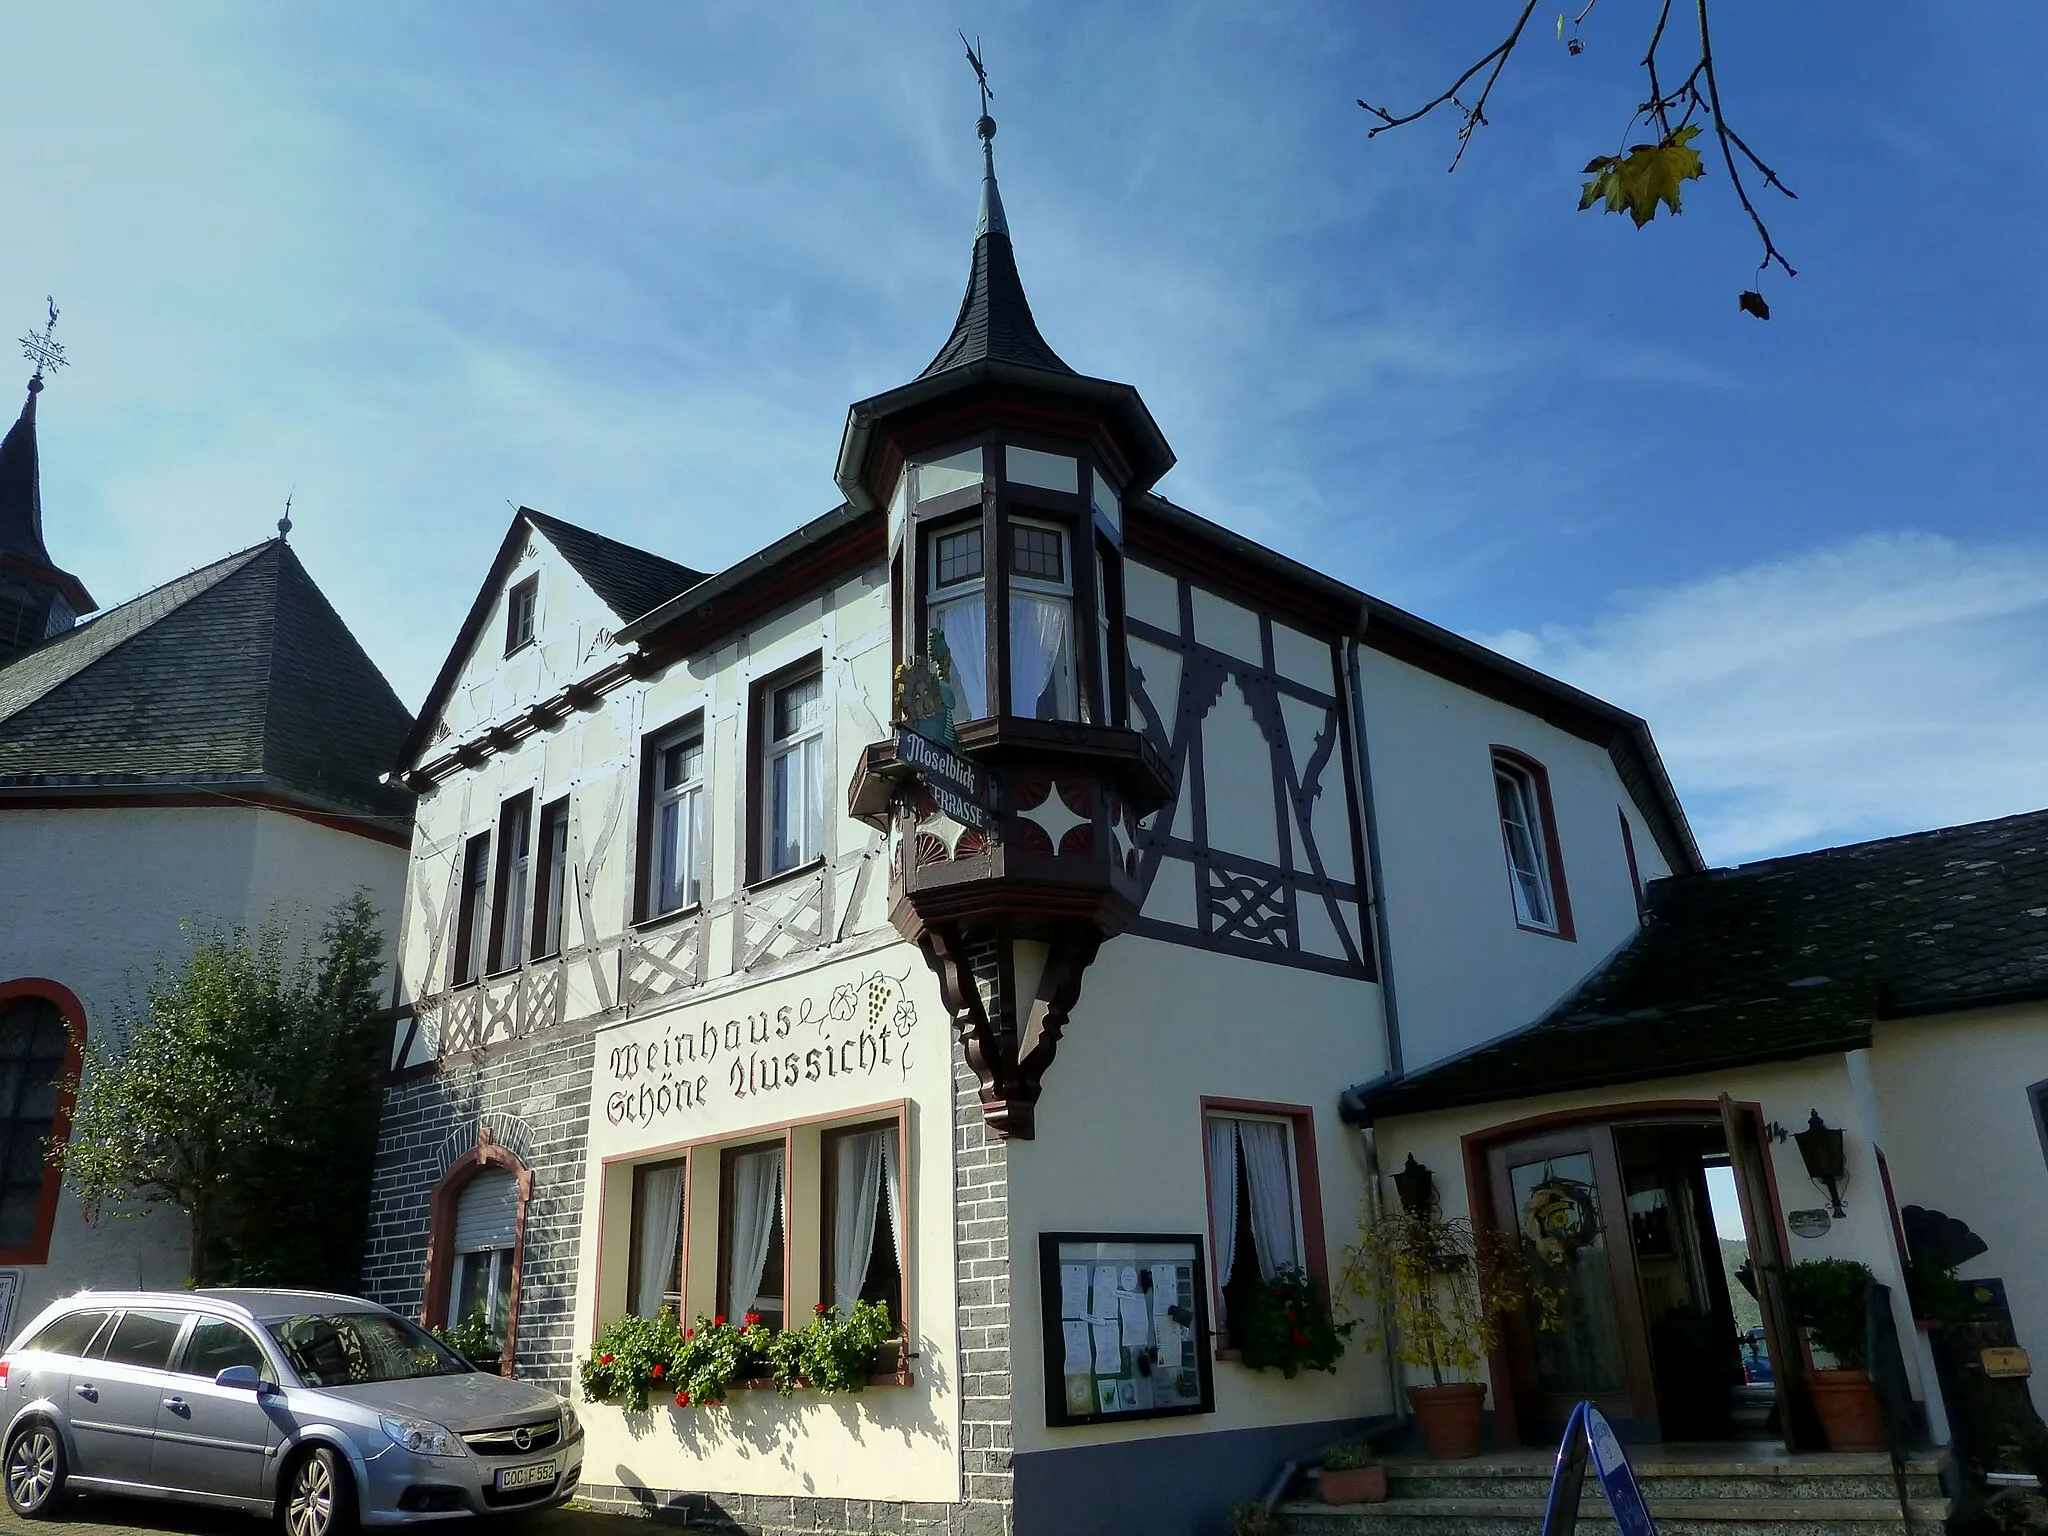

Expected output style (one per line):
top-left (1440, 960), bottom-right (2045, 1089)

top-left (0, 979), bottom-right (87, 1267)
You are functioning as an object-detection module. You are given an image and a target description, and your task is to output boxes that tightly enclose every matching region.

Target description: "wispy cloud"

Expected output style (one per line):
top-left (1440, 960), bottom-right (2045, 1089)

top-left (1484, 533), bottom-right (2048, 863)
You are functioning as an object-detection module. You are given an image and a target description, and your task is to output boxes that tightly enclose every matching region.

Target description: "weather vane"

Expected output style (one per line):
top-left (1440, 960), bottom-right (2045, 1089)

top-left (960, 33), bottom-right (995, 139)
top-left (279, 489), bottom-right (294, 540)
top-left (19, 296), bottom-right (65, 386)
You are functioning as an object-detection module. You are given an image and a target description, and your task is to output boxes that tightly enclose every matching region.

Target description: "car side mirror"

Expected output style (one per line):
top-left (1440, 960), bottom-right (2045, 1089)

top-left (213, 1365), bottom-right (264, 1391)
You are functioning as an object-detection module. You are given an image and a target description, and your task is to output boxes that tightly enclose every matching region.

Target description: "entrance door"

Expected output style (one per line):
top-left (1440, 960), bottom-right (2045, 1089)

top-left (1718, 1094), bottom-right (1822, 1450)
top-left (1488, 1126), bottom-right (1658, 1436)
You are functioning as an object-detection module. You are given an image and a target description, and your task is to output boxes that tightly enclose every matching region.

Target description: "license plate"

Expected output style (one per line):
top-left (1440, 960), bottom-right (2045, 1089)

top-left (497, 1460), bottom-right (557, 1493)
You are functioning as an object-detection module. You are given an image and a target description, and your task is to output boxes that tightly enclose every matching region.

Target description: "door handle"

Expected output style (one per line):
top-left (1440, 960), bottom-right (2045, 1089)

top-left (74, 1384), bottom-right (97, 1402)
top-left (164, 1396), bottom-right (190, 1416)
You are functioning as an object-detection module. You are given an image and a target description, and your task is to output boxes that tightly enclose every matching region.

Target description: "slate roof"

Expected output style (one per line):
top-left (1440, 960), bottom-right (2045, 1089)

top-left (0, 384), bottom-right (50, 568)
top-left (524, 510), bottom-right (704, 628)
top-left (0, 539), bottom-right (414, 826)
top-left (393, 508), bottom-right (704, 773)
top-left (919, 142), bottom-right (1073, 380)
top-left (1345, 807), bottom-right (2048, 1123)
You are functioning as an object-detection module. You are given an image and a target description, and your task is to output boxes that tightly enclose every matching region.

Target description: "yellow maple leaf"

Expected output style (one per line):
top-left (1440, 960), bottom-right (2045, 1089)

top-left (1578, 124), bottom-right (1705, 228)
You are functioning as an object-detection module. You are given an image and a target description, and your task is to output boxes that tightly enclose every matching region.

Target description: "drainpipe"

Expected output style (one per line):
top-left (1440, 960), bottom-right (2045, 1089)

top-left (1345, 625), bottom-right (1409, 1423)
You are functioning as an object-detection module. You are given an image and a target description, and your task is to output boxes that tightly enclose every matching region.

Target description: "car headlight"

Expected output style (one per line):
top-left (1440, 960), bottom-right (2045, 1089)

top-left (560, 1403), bottom-right (581, 1441)
top-left (380, 1414), bottom-right (460, 1457)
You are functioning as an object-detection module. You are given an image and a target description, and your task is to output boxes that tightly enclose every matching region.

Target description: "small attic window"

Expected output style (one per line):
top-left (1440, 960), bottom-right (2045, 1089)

top-left (506, 576), bottom-right (538, 654)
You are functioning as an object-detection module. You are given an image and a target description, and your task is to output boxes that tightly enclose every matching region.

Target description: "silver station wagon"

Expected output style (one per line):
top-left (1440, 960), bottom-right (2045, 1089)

top-left (0, 1289), bottom-right (583, 1533)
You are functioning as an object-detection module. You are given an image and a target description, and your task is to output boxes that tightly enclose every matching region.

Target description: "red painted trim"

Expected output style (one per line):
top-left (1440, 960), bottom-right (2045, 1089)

top-left (0, 791), bottom-right (409, 848)
top-left (0, 979), bottom-right (88, 1267)
top-left (421, 1138), bottom-right (534, 1377)
top-left (1491, 746), bottom-right (1575, 943)
top-left (1199, 1098), bottom-right (1329, 1346)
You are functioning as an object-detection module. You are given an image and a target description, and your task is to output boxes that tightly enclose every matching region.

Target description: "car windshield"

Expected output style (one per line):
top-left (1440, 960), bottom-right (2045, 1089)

top-left (265, 1312), bottom-right (469, 1387)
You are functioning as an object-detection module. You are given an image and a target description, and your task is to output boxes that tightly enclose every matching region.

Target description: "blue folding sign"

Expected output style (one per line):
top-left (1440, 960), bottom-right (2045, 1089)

top-left (1540, 1402), bottom-right (1656, 1536)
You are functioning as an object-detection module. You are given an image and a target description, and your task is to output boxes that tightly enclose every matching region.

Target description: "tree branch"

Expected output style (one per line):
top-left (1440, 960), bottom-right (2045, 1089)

top-left (1694, 0), bottom-right (1797, 278)
top-left (1358, 0), bottom-right (1542, 171)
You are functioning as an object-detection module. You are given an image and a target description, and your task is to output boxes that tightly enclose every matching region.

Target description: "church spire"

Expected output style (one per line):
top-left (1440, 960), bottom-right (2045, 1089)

top-left (0, 299), bottom-right (96, 661)
top-left (919, 48), bottom-right (1071, 380)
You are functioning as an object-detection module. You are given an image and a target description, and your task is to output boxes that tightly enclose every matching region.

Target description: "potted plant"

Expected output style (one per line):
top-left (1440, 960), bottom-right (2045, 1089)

top-left (1317, 1441), bottom-right (1388, 1504)
top-left (1341, 1206), bottom-right (1555, 1459)
top-left (1784, 1257), bottom-right (1886, 1450)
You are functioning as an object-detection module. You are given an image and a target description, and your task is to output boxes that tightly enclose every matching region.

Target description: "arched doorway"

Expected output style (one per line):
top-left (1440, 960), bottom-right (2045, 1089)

top-left (422, 1133), bottom-right (533, 1376)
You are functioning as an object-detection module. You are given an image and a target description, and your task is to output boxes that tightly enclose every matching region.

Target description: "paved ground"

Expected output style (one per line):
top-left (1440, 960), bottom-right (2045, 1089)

top-left (0, 1494), bottom-right (643, 1536)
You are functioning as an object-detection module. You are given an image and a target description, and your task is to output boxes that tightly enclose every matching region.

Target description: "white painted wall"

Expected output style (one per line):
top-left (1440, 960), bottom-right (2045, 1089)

top-left (1007, 936), bottom-right (1394, 1456)
top-left (0, 802), bottom-right (406, 1336)
top-left (569, 945), bottom-right (960, 1502)
top-left (1357, 647), bottom-right (1670, 1071)
top-left (1870, 1006), bottom-right (2048, 1417)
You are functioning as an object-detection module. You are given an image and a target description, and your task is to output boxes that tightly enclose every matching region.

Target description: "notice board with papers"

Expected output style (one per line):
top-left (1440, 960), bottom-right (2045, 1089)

top-left (1037, 1232), bottom-right (1215, 1427)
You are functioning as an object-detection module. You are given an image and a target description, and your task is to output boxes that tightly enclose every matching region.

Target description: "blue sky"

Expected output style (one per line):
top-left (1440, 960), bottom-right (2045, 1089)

top-left (4, 4), bottom-right (2044, 865)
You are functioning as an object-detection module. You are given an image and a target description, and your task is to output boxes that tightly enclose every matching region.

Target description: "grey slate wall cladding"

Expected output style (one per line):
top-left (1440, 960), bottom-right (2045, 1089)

top-left (573, 1042), bottom-right (1015, 1535)
top-left (362, 1029), bottom-right (596, 1393)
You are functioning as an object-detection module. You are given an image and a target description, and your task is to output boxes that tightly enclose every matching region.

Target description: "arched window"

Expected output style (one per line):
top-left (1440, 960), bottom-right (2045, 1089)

top-left (422, 1135), bottom-right (532, 1375)
top-left (0, 982), bottom-right (86, 1266)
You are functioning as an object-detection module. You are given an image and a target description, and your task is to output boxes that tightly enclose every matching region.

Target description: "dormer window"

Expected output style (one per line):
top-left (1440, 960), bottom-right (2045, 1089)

top-left (505, 576), bottom-right (538, 654)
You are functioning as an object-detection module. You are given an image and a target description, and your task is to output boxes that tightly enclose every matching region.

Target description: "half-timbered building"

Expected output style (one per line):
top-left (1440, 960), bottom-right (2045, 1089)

top-left (366, 108), bottom-right (2048, 1529)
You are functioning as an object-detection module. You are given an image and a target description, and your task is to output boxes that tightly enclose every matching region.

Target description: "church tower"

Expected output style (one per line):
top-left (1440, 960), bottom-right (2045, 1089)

top-left (0, 306), bottom-right (96, 663)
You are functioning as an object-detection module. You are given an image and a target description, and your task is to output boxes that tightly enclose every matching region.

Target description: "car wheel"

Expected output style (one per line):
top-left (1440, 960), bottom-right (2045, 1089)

top-left (282, 1445), bottom-right (357, 1536)
top-left (3, 1420), bottom-right (67, 1517)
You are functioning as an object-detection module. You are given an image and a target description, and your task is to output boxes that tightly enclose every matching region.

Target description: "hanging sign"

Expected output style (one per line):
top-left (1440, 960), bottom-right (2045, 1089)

top-left (1787, 1208), bottom-right (1832, 1239)
top-left (1983, 1346), bottom-right (2033, 1379)
top-left (895, 726), bottom-right (999, 834)
top-left (1541, 1402), bottom-right (1656, 1536)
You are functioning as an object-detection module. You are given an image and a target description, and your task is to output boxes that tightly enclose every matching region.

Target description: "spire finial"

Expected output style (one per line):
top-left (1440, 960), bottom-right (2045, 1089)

top-left (961, 32), bottom-right (994, 131)
top-left (19, 297), bottom-right (64, 393)
top-left (278, 489), bottom-right (294, 540)
top-left (961, 35), bottom-right (1008, 238)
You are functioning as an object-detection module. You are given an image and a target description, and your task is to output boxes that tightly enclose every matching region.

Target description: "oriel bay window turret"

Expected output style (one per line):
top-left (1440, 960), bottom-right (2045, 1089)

top-left (902, 437), bottom-right (1126, 730)
top-left (838, 102), bottom-right (1177, 1138)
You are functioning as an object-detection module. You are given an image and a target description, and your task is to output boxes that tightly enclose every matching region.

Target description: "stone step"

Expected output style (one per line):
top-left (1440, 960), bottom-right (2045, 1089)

top-left (1385, 1469), bottom-right (1944, 1503)
top-left (1279, 1494), bottom-right (1950, 1536)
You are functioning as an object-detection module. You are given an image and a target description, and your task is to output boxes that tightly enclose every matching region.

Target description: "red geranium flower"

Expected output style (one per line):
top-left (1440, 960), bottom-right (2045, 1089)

top-left (675, 1391), bottom-right (690, 1407)
top-left (744, 1311), bottom-right (762, 1327)
top-left (1286, 1310), bottom-right (1297, 1322)
top-left (814, 1302), bottom-right (828, 1314)
top-left (650, 1363), bottom-right (664, 1378)
top-left (599, 1353), bottom-right (613, 1365)
top-left (714, 1315), bottom-right (727, 1327)
top-left (1291, 1330), bottom-right (1308, 1347)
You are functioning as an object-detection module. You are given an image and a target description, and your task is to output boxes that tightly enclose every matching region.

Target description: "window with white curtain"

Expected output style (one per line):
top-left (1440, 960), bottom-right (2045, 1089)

top-left (1007, 520), bottom-right (1076, 722)
top-left (1204, 1112), bottom-right (1305, 1337)
top-left (654, 731), bottom-right (705, 913)
top-left (824, 1123), bottom-right (905, 1324)
top-left (925, 523), bottom-right (988, 722)
top-left (628, 1158), bottom-right (687, 1319)
top-left (764, 672), bottom-right (825, 877)
top-left (1494, 755), bottom-right (1559, 931)
top-left (489, 794), bottom-right (532, 974)
top-left (722, 1143), bottom-right (786, 1330)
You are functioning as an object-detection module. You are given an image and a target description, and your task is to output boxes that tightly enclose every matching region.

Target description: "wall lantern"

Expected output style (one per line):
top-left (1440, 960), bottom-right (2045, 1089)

top-left (1793, 1109), bottom-right (1849, 1218)
top-left (1392, 1153), bottom-right (1438, 1218)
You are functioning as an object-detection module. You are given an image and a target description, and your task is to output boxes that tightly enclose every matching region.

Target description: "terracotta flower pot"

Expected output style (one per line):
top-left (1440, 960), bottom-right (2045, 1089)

top-left (1407, 1382), bottom-right (1487, 1460)
top-left (1319, 1465), bottom-right (1388, 1504)
top-left (1809, 1367), bottom-right (1887, 1451)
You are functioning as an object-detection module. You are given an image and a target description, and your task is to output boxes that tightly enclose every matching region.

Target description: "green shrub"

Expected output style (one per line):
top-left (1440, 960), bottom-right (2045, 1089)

top-left (1785, 1257), bottom-right (1875, 1369)
top-left (431, 1310), bottom-right (500, 1365)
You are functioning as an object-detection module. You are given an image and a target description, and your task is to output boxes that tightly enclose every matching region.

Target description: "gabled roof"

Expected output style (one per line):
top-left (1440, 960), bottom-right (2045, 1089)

top-left (0, 539), bottom-right (414, 826)
top-left (1343, 807), bottom-right (2048, 1123)
top-left (395, 507), bottom-right (705, 772)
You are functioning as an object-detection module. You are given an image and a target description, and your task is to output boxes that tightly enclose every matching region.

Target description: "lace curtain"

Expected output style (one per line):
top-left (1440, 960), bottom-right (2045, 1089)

top-left (726, 1146), bottom-right (784, 1319)
top-left (632, 1163), bottom-right (685, 1319)
top-left (832, 1129), bottom-right (888, 1315)
top-left (1008, 592), bottom-right (1073, 720)
top-left (930, 598), bottom-right (988, 720)
top-left (1238, 1119), bottom-right (1300, 1279)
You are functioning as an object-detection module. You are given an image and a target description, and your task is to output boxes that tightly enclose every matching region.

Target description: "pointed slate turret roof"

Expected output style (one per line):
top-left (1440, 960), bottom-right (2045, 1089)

top-left (0, 380), bottom-right (94, 615)
top-left (0, 539), bottom-right (414, 829)
top-left (919, 133), bottom-right (1073, 379)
